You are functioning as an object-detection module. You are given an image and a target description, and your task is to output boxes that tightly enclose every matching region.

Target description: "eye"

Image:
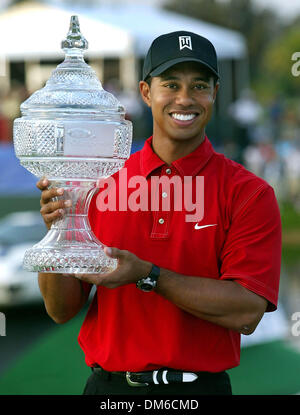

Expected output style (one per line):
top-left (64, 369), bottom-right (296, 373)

top-left (163, 83), bottom-right (178, 89)
top-left (194, 83), bottom-right (209, 90)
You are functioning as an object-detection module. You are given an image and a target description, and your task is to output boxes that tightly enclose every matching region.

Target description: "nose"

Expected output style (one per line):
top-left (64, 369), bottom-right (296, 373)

top-left (174, 86), bottom-right (194, 106)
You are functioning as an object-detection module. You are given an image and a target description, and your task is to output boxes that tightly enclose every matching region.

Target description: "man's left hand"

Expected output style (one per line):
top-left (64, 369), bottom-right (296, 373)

top-left (74, 247), bottom-right (152, 288)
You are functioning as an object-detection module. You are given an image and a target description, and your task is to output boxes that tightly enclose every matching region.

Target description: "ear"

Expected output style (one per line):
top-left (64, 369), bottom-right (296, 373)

top-left (212, 82), bottom-right (219, 103)
top-left (139, 81), bottom-right (151, 108)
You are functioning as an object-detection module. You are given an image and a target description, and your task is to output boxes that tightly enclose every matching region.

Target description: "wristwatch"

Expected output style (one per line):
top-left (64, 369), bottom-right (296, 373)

top-left (136, 264), bottom-right (160, 292)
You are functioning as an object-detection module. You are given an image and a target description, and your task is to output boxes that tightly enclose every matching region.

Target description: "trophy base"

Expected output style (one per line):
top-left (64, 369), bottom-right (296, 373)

top-left (22, 178), bottom-right (118, 275)
top-left (23, 245), bottom-right (117, 274)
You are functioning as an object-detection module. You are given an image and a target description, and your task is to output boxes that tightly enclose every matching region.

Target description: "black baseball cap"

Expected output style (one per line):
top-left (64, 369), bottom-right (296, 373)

top-left (142, 31), bottom-right (219, 81)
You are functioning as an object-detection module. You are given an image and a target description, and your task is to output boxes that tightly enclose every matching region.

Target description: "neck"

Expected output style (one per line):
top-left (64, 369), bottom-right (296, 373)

top-left (151, 132), bottom-right (206, 165)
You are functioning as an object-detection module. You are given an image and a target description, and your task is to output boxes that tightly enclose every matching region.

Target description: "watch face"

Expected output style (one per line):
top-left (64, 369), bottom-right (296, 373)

top-left (140, 282), bottom-right (153, 292)
top-left (136, 277), bottom-right (155, 292)
top-left (136, 267), bottom-right (160, 292)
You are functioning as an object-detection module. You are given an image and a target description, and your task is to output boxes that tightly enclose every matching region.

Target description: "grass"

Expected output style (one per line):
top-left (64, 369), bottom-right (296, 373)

top-left (229, 340), bottom-right (300, 395)
top-left (282, 245), bottom-right (300, 267)
top-left (280, 201), bottom-right (300, 230)
top-left (0, 196), bottom-right (40, 219)
top-left (0, 309), bottom-right (90, 395)
top-left (280, 202), bottom-right (300, 267)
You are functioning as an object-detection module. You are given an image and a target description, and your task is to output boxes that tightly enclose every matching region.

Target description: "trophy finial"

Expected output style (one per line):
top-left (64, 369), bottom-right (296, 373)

top-left (61, 15), bottom-right (88, 51)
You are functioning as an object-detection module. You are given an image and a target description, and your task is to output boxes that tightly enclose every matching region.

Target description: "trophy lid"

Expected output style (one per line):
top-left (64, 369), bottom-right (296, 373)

top-left (21, 16), bottom-right (124, 116)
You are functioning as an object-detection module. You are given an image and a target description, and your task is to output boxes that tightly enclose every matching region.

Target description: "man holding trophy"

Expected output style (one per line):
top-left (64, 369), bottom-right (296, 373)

top-left (26, 22), bottom-right (281, 395)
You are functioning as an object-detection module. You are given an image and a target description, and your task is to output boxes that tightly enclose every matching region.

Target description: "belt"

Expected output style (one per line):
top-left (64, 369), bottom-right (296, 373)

top-left (92, 366), bottom-right (221, 387)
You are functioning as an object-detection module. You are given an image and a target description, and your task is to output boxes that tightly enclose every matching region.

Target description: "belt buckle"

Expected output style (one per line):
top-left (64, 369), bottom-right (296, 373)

top-left (126, 371), bottom-right (149, 387)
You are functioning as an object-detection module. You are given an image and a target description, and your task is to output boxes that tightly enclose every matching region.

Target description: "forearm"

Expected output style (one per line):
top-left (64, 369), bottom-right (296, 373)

top-left (38, 273), bottom-right (90, 324)
top-left (71, 248), bottom-right (267, 334)
top-left (155, 268), bottom-right (267, 334)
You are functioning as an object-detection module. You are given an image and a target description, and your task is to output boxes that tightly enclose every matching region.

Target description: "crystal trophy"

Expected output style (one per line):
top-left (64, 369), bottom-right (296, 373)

top-left (13, 16), bottom-right (132, 274)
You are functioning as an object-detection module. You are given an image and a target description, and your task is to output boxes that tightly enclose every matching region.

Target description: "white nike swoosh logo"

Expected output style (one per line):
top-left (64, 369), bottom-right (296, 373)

top-left (194, 223), bottom-right (218, 230)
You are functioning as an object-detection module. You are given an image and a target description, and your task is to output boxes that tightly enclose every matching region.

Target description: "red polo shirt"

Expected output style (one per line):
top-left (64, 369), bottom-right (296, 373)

top-left (78, 136), bottom-right (282, 373)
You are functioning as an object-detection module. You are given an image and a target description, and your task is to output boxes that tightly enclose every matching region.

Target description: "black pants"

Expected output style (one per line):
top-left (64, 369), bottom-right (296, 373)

top-left (83, 368), bottom-right (232, 395)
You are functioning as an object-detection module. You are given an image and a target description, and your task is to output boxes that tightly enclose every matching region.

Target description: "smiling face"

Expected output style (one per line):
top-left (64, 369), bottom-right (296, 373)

top-left (139, 62), bottom-right (219, 160)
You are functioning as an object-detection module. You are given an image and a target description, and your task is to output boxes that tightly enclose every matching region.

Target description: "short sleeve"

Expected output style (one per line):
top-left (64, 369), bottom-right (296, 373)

top-left (220, 185), bottom-right (282, 312)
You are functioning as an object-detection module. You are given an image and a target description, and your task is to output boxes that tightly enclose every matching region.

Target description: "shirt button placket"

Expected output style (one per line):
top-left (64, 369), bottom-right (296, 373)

top-left (150, 166), bottom-right (171, 238)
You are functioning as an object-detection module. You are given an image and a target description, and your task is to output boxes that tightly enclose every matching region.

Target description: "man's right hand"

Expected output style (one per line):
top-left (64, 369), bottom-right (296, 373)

top-left (36, 178), bottom-right (72, 230)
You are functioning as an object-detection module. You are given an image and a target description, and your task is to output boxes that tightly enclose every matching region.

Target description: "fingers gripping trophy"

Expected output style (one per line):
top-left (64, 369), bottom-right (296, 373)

top-left (13, 16), bottom-right (132, 274)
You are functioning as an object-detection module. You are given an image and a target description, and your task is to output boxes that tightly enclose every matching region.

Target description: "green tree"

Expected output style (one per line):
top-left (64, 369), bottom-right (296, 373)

top-left (258, 24), bottom-right (300, 97)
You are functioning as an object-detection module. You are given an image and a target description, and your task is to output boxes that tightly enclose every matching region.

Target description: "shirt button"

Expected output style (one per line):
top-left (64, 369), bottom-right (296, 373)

top-left (158, 218), bottom-right (165, 224)
top-left (162, 192), bottom-right (168, 198)
top-left (166, 168), bottom-right (171, 174)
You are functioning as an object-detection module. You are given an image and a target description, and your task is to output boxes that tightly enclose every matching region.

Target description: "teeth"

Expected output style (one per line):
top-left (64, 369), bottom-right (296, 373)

top-left (171, 113), bottom-right (196, 121)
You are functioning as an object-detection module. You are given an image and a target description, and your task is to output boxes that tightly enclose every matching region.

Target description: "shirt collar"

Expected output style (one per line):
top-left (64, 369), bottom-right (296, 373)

top-left (140, 136), bottom-right (214, 178)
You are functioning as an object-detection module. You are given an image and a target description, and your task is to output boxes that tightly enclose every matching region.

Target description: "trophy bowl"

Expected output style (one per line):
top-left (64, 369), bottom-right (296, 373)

top-left (13, 16), bottom-right (132, 274)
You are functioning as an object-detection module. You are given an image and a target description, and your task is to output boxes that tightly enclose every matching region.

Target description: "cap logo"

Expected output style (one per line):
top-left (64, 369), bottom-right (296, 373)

top-left (179, 36), bottom-right (192, 51)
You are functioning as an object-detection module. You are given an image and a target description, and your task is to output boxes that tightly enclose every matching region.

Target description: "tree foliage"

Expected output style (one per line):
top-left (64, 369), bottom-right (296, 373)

top-left (260, 25), bottom-right (300, 97)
